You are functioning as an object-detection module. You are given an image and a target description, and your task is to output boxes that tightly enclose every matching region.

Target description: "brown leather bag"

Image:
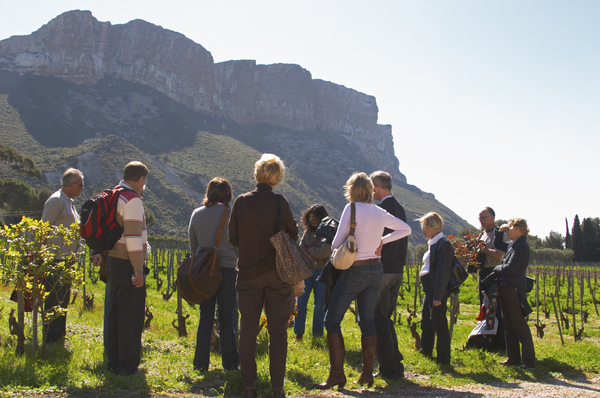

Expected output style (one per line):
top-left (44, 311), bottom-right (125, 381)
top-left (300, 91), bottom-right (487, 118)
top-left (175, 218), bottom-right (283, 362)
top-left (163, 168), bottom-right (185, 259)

top-left (177, 208), bottom-right (229, 305)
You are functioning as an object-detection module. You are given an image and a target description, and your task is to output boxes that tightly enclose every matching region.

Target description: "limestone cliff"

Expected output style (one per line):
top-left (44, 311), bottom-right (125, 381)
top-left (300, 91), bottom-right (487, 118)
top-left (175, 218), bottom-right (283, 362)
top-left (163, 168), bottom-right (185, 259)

top-left (0, 10), bottom-right (405, 182)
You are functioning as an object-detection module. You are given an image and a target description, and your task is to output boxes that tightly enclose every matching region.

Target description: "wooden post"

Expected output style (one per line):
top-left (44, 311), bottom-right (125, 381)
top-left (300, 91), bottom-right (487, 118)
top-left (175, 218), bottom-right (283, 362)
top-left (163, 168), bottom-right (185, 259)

top-left (580, 273), bottom-right (584, 326)
top-left (551, 293), bottom-right (564, 346)
top-left (536, 272), bottom-right (540, 330)
top-left (16, 291), bottom-right (25, 356)
top-left (413, 264), bottom-right (419, 312)
top-left (566, 269), bottom-right (571, 311)
top-left (587, 270), bottom-right (599, 316)
top-left (543, 272), bottom-right (548, 318)
top-left (448, 293), bottom-right (459, 342)
top-left (571, 274), bottom-right (576, 341)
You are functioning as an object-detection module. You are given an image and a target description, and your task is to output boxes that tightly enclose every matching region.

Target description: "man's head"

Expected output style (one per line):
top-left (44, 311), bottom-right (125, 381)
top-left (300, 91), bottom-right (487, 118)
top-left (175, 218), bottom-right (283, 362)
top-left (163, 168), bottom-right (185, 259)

top-left (478, 206), bottom-right (496, 230)
top-left (370, 170), bottom-right (392, 202)
top-left (123, 161), bottom-right (149, 195)
top-left (61, 168), bottom-right (84, 199)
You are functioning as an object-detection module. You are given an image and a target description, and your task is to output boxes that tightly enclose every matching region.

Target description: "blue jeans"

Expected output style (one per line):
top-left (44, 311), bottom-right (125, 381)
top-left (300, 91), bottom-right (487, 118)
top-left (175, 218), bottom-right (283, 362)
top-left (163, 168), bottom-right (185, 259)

top-left (194, 267), bottom-right (239, 371)
top-left (294, 268), bottom-right (326, 337)
top-left (324, 262), bottom-right (383, 336)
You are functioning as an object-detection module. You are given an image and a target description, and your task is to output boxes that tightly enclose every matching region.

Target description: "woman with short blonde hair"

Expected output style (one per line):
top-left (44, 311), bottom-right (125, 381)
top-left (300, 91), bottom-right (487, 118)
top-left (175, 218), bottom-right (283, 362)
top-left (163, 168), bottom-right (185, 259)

top-left (229, 154), bottom-right (298, 398)
top-left (344, 172), bottom-right (373, 203)
top-left (254, 153), bottom-right (285, 186)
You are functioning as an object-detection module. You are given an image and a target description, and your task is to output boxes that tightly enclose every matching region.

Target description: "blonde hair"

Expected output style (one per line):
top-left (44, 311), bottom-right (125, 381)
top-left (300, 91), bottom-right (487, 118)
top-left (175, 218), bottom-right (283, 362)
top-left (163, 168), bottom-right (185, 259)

top-left (418, 212), bottom-right (444, 231)
top-left (254, 153), bottom-right (285, 186)
top-left (509, 218), bottom-right (529, 236)
top-left (344, 172), bottom-right (373, 203)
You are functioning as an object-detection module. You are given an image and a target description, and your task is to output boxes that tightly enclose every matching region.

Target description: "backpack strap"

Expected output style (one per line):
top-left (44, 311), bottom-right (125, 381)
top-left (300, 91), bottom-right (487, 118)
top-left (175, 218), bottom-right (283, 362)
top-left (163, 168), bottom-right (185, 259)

top-left (214, 207), bottom-right (230, 249)
top-left (348, 203), bottom-right (356, 237)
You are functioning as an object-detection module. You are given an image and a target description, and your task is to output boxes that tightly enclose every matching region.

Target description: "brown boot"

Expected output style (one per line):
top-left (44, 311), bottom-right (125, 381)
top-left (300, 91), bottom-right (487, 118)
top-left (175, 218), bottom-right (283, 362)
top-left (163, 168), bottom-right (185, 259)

top-left (313, 333), bottom-right (346, 390)
top-left (354, 335), bottom-right (377, 387)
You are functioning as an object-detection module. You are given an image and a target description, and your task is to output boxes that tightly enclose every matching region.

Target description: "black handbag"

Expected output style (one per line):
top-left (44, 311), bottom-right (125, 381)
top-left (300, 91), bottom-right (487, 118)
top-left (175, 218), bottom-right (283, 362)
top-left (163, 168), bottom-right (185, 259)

top-left (447, 256), bottom-right (469, 294)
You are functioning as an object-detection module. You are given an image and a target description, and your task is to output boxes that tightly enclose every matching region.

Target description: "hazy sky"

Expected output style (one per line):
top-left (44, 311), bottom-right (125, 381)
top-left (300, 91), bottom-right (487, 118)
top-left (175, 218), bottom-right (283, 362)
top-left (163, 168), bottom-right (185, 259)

top-left (1, 1), bottom-right (598, 239)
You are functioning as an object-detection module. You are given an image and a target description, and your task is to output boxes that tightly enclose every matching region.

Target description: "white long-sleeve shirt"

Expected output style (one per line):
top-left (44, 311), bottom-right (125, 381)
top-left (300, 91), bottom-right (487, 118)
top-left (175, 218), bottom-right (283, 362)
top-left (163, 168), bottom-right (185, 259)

top-left (331, 202), bottom-right (412, 261)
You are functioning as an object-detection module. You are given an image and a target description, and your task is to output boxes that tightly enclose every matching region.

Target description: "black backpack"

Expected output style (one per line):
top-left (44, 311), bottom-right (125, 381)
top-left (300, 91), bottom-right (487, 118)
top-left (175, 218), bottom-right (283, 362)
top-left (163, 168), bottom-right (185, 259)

top-left (80, 187), bottom-right (132, 252)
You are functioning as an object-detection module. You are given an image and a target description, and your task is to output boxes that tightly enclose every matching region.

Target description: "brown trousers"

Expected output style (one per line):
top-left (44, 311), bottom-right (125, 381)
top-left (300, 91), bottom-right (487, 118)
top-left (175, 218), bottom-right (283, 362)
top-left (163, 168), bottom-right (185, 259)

top-left (498, 285), bottom-right (535, 366)
top-left (236, 267), bottom-right (293, 390)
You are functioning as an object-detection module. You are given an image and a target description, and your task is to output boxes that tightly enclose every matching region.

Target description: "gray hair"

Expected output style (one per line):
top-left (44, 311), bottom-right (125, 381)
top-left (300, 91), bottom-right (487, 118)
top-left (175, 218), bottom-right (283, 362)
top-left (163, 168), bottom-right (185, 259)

top-left (61, 168), bottom-right (84, 187)
top-left (370, 170), bottom-right (392, 191)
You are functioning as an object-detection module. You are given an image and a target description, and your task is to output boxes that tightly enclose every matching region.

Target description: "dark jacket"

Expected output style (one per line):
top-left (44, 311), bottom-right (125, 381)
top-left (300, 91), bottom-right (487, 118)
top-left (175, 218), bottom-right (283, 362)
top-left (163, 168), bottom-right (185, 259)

top-left (422, 237), bottom-right (455, 302)
top-left (377, 196), bottom-right (408, 274)
top-left (481, 235), bottom-right (532, 316)
top-left (228, 183), bottom-right (298, 282)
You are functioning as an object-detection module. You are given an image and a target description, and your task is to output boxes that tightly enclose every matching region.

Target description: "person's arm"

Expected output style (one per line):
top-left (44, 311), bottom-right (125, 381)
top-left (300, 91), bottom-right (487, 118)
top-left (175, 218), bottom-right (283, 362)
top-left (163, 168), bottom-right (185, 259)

top-left (308, 243), bottom-right (332, 259)
top-left (493, 242), bottom-right (528, 276)
top-left (381, 213), bottom-right (412, 245)
top-left (188, 211), bottom-right (198, 254)
top-left (41, 197), bottom-right (61, 225)
top-left (228, 198), bottom-right (239, 247)
top-left (280, 196), bottom-right (299, 241)
top-left (122, 198), bottom-right (145, 275)
top-left (331, 204), bottom-right (351, 249)
top-left (433, 240), bottom-right (454, 303)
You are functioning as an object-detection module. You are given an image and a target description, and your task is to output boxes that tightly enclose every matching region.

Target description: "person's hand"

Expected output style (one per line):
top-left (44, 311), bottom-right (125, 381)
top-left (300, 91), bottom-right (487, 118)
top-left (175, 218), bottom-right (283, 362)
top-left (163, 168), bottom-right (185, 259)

top-left (132, 271), bottom-right (144, 288)
top-left (375, 241), bottom-right (383, 256)
top-left (433, 300), bottom-right (441, 306)
top-left (499, 223), bottom-right (509, 232)
top-left (91, 254), bottom-right (104, 267)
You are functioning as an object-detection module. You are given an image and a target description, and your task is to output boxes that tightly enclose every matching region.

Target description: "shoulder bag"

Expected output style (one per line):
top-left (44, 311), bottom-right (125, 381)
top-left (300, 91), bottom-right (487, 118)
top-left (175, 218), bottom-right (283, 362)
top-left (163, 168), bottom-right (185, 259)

top-left (177, 207), bottom-right (228, 305)
top-left (331, 203), bottom-right (357, 270)
top-left (270, 195), bottom-right (316, 285)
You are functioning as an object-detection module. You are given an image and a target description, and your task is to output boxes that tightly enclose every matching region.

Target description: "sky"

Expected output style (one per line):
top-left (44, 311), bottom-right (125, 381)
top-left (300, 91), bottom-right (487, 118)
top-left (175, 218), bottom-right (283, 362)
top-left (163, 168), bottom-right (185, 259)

top-left (1, 1), bottom-right (598, 239)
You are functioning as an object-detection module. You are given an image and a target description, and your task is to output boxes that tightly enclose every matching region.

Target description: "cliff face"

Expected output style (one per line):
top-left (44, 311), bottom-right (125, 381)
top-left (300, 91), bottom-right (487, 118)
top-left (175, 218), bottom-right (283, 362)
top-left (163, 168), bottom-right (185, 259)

top-left (0, 10), bottom-right (406, 182)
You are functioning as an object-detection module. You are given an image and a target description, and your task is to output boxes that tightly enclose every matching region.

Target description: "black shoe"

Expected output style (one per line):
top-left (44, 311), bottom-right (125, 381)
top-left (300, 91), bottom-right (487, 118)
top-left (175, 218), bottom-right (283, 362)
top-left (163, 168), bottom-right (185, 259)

top-left (500, 359), bottom-right (519, 366)
top-left (519, 363), bottom-right (535, 369)
top-left (244, 388), bottom-right (257, 398)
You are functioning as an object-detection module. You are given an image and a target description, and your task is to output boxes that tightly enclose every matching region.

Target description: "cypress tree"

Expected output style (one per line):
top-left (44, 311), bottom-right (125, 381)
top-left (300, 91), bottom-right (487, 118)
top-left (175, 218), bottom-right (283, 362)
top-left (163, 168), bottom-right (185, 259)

top-left (572, 215), bottom-right (584, 262)
top-left (565, 218), bottom-right (571, 250)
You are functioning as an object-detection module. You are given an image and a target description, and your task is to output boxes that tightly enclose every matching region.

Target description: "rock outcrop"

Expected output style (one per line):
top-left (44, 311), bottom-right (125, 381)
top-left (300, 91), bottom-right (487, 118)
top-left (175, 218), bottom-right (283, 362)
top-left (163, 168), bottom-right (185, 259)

top-left (0, 10), bottom-right (406, 182)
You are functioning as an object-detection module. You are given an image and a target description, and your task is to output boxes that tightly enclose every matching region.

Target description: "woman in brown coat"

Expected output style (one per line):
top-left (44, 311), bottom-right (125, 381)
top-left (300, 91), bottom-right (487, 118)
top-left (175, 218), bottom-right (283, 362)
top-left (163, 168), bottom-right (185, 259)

top-left (229, 154), bottom-right (299, 398)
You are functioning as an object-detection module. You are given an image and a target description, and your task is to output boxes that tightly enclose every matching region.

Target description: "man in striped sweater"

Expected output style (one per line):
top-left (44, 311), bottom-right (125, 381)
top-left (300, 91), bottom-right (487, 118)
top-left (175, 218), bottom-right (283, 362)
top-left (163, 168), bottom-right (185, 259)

top-left (105, 161), bottom-right (149, 376)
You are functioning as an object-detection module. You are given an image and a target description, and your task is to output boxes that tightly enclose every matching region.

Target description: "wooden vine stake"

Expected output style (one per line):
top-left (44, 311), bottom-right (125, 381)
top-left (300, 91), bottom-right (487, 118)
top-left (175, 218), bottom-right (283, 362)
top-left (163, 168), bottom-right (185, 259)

top-left (587, 270), bottom-right (599, 316)
top-left (551, 293), bottom-right (564, 346)
top-left (448, 293), bottom-right (459, 342)
top-left (173, 252), bottom-right (188, 337)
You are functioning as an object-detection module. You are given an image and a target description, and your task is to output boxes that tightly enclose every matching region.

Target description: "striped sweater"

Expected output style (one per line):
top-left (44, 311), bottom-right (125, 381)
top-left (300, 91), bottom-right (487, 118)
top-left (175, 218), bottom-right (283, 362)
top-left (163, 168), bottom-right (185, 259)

top-left (108, 182), bottom-right (148, 272)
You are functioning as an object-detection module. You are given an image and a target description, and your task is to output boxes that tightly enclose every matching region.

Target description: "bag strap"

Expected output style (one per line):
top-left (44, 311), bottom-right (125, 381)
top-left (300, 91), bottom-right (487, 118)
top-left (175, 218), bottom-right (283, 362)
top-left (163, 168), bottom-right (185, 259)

top-left (348, 202), bottom-right (356, 237)
top-left (214, 207), bottom-right (230, 249)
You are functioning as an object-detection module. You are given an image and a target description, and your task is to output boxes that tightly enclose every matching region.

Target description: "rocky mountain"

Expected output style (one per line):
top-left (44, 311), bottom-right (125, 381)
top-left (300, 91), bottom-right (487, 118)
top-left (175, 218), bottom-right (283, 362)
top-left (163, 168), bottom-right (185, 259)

top-left (0, 10), bottom-right (472, 247)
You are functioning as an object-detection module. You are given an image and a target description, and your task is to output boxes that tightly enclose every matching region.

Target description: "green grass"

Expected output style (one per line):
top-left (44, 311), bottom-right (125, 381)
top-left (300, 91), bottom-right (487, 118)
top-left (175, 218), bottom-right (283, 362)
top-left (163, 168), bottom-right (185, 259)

top-left (0, 263), bottom-right (598, 397)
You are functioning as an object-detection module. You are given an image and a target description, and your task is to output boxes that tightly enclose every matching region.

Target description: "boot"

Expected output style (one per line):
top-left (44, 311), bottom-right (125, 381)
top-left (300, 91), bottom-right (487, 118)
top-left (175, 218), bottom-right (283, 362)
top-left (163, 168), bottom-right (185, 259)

top-left (313, 333), bottom-right (346, 390)
top-left (272, 388), bottom-right (285, 398)
top-left (354, 335), bottom-right (377, 387)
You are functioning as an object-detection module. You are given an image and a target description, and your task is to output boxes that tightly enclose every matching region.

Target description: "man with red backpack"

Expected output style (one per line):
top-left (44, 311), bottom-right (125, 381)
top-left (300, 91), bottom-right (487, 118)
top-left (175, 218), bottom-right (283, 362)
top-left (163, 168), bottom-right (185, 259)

top-left (104, 161), bottom-right (149, 376)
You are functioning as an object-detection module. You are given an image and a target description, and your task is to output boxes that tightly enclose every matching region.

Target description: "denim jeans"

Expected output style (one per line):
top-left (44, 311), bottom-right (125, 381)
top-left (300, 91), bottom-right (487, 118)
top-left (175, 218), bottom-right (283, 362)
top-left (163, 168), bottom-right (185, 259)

top-left (324, 262), bottom-right (383, 336)
top-left (294, 268), bottom-right (326, 337)
top-left (194, 267), bottom-right (239, 371)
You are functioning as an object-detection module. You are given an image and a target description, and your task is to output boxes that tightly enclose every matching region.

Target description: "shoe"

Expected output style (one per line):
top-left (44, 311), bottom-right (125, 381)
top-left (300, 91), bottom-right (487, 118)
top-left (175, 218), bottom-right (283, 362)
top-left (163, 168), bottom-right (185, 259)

top-left (354, 335), bottom-right (377, 387)
top-left (313, 333), bottom-right (346, 390)
top-left (272, 388), bottom-right (285, 398)
top-left (243, 388), bottom-right (257, 398)
top-left (500, 359), bottom-right (519, 366)
top-left (519, 363), bottom-right (535, 369)
top-left (295, 334), bottom-right (303, 342)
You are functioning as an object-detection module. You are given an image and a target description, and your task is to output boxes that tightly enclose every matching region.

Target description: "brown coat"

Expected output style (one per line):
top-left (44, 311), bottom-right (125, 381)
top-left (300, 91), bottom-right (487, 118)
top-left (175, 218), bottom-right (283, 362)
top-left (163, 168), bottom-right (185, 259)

top-left (229, 183), bottom-right (298, 282)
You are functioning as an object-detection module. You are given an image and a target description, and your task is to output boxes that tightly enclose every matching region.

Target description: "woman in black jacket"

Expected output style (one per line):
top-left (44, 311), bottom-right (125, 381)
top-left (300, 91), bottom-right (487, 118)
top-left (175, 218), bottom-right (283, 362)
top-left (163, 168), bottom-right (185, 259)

top-left (418, 212), bottom-right (454, 365)
top-left (484, 218), bottom-right (535, 369)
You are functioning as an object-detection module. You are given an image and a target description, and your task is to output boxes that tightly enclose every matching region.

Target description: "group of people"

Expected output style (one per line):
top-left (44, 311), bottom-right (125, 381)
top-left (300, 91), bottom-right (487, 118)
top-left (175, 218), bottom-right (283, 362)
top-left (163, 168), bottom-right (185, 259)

top-left (41, 153), bottom-right (536, 397)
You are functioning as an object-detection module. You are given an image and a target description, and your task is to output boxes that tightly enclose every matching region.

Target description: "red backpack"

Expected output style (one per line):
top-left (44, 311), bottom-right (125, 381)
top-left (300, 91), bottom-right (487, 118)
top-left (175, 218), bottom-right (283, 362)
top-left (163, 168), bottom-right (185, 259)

top-left (80, 187), bottom-right (132, 252)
